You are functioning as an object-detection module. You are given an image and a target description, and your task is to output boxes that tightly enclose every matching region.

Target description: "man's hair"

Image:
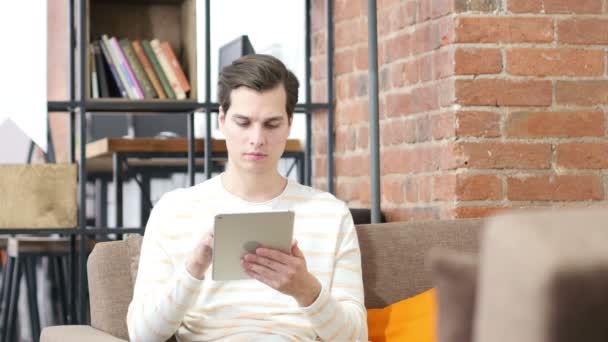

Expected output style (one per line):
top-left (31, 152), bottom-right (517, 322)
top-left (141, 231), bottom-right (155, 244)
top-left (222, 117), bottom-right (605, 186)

top-left (218, 54), bottom-right (299, 121)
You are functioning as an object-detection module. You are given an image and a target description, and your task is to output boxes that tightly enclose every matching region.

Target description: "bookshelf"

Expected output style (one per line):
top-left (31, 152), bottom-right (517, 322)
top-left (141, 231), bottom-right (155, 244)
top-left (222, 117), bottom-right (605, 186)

top-left (44, 0), bottom-right (336, 326)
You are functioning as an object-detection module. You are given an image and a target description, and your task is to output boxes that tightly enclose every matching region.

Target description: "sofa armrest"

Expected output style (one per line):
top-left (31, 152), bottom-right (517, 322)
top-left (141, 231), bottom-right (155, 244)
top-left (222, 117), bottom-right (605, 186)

top-left (41, 325), bottom-right (127, 342)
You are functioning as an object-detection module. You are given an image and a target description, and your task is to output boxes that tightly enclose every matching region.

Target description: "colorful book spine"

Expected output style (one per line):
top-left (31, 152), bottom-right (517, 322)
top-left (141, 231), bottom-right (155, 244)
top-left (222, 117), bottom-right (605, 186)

top-left (142, 40), bottom-right (175, 99)
top-left (101, 35), bottom-right (131, 98)
top-left (111, 37), bottom-right (144, 99)
top-left (160, 41), bottom-right (190, 93)
top-left (120, 38), bottom-right (157, 99)
top-left (151, 39), bottom-right (186, 100)
top-left (132, 40), bottom-right (166, 99)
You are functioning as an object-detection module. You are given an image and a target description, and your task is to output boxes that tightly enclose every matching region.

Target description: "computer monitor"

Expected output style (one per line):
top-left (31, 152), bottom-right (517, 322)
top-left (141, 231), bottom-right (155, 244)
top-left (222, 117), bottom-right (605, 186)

top-left (219, 35), bottom-right (255, 72)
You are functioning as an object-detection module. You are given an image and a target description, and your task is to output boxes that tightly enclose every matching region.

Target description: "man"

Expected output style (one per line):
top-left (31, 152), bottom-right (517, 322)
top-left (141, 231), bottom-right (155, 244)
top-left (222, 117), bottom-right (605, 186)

top-left (127, 54), bottom-right (367, 341)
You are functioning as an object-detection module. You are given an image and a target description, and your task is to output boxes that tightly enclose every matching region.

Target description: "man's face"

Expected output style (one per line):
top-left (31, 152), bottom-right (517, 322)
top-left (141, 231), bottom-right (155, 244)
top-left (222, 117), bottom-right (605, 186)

top-left (219, 85), bottom-right (292, 175)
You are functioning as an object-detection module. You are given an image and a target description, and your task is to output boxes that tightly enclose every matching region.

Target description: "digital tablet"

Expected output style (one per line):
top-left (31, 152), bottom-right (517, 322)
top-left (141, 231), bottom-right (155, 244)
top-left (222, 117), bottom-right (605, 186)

top-left (212, 210), bottom-right (295, 281)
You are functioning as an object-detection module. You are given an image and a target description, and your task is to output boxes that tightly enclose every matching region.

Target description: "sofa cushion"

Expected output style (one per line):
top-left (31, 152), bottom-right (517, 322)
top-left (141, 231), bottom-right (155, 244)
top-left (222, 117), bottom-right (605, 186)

top-left (429, 248), bottom-right (478, 342)
top-left (356, 218), bottom-right (483, 308)
top-left (367, 289), bottom-right (436, 342)
top-left (126, 234), bottom-right (144, 283)
top-left (474, 207), bottom-right (608, 342)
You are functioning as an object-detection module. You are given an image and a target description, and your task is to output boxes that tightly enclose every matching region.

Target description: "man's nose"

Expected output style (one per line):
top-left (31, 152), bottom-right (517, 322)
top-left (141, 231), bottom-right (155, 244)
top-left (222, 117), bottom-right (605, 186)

top-left (249, 126), bottom-right (266, 147)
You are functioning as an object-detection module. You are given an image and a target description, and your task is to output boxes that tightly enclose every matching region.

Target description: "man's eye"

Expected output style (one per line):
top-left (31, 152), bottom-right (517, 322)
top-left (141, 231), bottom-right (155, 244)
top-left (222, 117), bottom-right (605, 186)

top-left (265, 123), bottom-right (280, 129)
top-left (236, 121), bottom-right (249, 127)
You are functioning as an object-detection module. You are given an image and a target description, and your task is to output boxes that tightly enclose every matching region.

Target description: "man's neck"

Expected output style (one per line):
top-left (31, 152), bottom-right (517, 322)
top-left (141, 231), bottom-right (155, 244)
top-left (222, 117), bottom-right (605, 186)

top-left (221, 167), bottom-right (287, 203)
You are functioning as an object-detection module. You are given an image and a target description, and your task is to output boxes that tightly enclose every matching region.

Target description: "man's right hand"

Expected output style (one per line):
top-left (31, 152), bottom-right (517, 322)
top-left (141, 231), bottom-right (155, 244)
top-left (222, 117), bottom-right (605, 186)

top-left (186, 232), bottom-right (214, 280)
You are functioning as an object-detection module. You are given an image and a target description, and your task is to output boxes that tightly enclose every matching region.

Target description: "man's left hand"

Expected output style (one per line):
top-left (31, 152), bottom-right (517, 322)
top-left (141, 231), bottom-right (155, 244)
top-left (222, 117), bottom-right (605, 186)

top-left (241, 240), bottom-right (321, 307)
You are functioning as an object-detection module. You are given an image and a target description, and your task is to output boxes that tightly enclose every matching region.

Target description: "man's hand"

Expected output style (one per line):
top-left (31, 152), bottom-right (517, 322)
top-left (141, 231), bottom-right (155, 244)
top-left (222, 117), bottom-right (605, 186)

top-left (186, 232), bottom-right (214, 280)
top-left (241, 240), bottom-right (321, 307)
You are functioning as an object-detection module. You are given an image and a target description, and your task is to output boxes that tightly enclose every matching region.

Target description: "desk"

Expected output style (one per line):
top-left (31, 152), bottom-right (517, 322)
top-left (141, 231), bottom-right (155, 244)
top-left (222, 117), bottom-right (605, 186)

top-left (84, 138), bottom-right (305, 230)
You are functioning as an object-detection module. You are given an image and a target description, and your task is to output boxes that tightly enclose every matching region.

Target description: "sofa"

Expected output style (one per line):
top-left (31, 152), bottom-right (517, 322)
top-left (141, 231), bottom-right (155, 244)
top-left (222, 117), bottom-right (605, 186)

top-left (42, 207), bottom-right (608, 342)
top-left (40, 218), bottom-right (484, 341)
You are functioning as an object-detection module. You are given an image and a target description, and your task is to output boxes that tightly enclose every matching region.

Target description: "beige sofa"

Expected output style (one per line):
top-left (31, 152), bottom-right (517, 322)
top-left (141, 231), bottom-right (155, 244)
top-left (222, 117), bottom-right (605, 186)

top-left (40, 218), bottom-right (484, 341)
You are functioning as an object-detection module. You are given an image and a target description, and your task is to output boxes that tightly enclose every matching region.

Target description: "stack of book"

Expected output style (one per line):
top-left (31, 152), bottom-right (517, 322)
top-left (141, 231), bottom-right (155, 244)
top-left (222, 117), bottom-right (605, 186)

top-left (90, 35), bottom-right (191, 100)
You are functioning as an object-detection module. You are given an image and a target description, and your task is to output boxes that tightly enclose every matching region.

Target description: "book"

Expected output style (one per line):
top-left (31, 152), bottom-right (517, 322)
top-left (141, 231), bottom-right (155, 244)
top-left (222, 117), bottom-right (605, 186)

top-left (101, 35), bottom-right (131, 98)
top-left (132, 40), bottom-right (166, 99)
top-left (142, 40), bottom-right (175, 99)
top-left (90, 44), bottom-right (99, 98)
top-left (110, 36), bottom-right (144, 99)
top-left (119, 38), bottom-right (157, 99)
top-left (93, 41), bottom-right (110, 97)
top-left (151, 39), bottom-right (186, 100)
top-left (161, 41), bottom-right (190, 93)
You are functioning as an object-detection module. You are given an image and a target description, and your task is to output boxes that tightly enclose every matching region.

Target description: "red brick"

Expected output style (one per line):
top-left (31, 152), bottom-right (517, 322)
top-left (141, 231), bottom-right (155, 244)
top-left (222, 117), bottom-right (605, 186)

top-left (312, 82), bottom-right (327, 102)
top-left (455, 48), bottom-right (503, 75)
top-left (507, 48), bottom-right (604, 77)
top-left (335, 49), bottom-right (354, 75)
top-left (378, 0), bottom-right (401, 9)
top-left (456, 111), bottom-right (501, 138)
top-left (354, 46), bottom-right (368, 70)
top-left (311, 57), bottom-right (326, 81)
top-left (556, 81), bottom-right (608, 106)
top-left (418, 0), bottom-right (432, 22)
top-left (381, 146), bottom-right (442, 175)
top-left (314, 156), bottom-right (327, 177)
top-left (437, 14), bottom-right (456, 47)
top-left (558, 19), bottom-right (608, 44)
top-left (431, 112), bottom-right (456, 140)
top-left (432, 174), bottom-right (457, 201)
top-left (386, 92), bottom-right (414, 117)
top-left (412, 85), bottom-right (440, 113)
top-left (385, 32), bottom-right (412, 63)
top-left (438, 79), bottom-right (456, 107)
top-left (456, 142), bottom-right (552, 169)
top-left (313, 135), bottom-right (327, 154)
top-left (357, 125), bottom-right (368, 150)
top-left (383, 207), bottom-right (439, 222)
top-left (456, 79), bottom-right (553, 107)
top-left (335, 154), bottom-right (370, 177)
top-left (456, 174), bottom-right (503, 200)
top-left (508, 0), bottom-right (543, 13)
top-left (336, 100), bottom-right (368, 126)
top-left (388, 3), bottom-right (414, 32)
top-left (456, 17), bottom-right (554, 43)
top-left (506, 111), bottom-right (605, 138)
top-left (390, 60), bottom-right (419, 88)
top-left (382, 178), bottom-right (406, 204)
top-left (335, 128), bottom-right (356, 153)
top-left (405, 177), bottom-right (419, 202)
top-left (544, 0), bottom-right (602, 14)
top-left (507, 175), bottom-right (603, 201)
top-left (358, 178), bottom-right (371, 205)
top-left (312, 31), bottom-right (325, 56)
top-left (380, 119), bottom-right (416, 145)
top-left (334, 0), bottom-right (363, 21)
top-left (416, 114), bottom-right (433, 142)
top-left (419, 175), bottom-right (433, 202)
top-left (419, 55), bottom-right (433, 82)
top-left (434, 49), bottom-right (455, 79)
top-left (557, 143), bottom-right (608, 169)
top-left (433, 0), bottom-right (454, 18)
top-left (311, 0), bottom-right (325, 33)
top-left (450, 206), bottom-right (506, 219)
top-left (455, 0), bottom-right (500, 12)
top-left (335, 20), bottom-right (365, 49)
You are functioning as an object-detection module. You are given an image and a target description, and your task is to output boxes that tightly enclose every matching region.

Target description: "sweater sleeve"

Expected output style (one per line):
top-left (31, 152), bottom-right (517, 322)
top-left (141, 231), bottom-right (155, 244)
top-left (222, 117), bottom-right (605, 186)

top-left (300, 206), bottom-right (368, 341)
top-left (126, 193), bottom-right (204, 342)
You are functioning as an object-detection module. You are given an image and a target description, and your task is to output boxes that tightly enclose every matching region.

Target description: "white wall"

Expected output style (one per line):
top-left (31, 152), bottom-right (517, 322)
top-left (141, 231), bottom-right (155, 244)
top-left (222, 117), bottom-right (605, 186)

top-left (0, 119), bottom-right (31, 164)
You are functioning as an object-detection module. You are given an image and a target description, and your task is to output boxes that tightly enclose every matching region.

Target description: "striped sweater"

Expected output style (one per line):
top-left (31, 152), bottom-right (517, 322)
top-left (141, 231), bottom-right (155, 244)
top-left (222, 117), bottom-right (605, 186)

top-left (127, 175), bottom-right (368, 341)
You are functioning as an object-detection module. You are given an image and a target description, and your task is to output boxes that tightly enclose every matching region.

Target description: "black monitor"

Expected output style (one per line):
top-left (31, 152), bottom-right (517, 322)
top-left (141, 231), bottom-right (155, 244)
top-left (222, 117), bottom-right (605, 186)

top-left (219, 35), bottom-right (255, 72)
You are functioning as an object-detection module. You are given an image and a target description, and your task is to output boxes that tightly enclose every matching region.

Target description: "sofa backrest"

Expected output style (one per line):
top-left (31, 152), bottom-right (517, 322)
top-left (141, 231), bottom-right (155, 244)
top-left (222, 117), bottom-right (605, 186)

top-left (357, 218), bottom-right (483, 308)
top-left (86, 218), bottom-right (484, 337)
top-left (87, 239), bottom-right (133, 340)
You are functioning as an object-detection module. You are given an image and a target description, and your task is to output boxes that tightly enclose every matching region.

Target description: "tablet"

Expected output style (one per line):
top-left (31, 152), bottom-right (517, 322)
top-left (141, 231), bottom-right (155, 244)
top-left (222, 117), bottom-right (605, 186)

top-left (212, 210), bottom-right (295, 281)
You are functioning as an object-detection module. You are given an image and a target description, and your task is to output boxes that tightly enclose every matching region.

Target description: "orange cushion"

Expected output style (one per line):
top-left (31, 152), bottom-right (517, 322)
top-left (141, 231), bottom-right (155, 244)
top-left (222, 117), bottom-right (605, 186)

top-left (367, 288), bottom-right (437, 342)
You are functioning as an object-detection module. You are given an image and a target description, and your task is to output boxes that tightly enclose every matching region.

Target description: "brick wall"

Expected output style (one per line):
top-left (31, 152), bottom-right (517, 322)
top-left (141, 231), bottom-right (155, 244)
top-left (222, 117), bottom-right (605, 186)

top-left (311, 0), bottom-right (608, 221)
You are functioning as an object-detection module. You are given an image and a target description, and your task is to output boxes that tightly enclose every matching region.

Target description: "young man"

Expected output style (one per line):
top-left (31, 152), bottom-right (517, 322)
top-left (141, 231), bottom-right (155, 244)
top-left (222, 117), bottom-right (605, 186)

top-left (127, 54), bottom-right (367, 341)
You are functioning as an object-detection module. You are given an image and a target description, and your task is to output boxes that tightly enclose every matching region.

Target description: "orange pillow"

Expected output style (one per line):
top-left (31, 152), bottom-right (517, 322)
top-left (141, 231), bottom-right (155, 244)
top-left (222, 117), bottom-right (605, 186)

top-left (367, 288), bottom-right (437, 342)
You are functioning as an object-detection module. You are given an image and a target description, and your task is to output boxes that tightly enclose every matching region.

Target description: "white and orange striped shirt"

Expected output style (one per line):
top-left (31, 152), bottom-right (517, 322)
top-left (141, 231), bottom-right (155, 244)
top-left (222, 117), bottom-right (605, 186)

top-left (127, 175), bottom-right (367, 341)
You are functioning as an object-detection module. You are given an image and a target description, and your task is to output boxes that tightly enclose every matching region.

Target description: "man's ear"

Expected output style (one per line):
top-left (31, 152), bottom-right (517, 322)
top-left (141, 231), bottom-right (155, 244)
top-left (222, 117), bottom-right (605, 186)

top-left (218, 107), bottom-right (226, 128)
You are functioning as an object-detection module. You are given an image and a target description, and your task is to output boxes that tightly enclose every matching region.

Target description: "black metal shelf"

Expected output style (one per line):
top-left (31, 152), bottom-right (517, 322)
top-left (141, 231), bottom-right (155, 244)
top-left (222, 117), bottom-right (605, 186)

top-left (48, 100), bottom-right (330, 113)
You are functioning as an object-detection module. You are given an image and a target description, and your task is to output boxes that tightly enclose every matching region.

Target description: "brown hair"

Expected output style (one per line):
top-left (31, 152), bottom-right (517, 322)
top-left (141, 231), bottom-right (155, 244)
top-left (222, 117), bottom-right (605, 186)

top-left (218, 54), bottom-right (299, 121)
